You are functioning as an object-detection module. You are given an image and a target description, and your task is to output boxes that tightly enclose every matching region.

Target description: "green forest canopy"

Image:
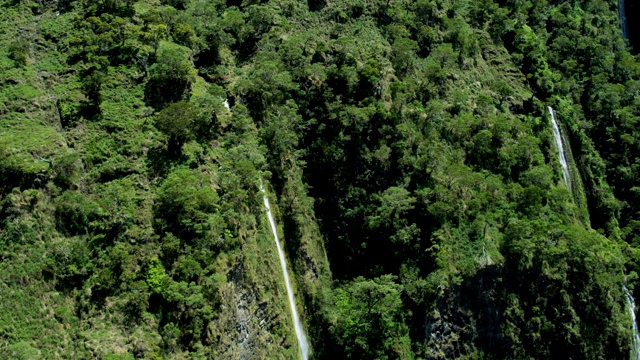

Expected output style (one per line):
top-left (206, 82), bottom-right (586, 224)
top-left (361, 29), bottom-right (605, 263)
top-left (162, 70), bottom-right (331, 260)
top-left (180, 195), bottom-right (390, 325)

top-left (1, 0), bottom-right (640, 358)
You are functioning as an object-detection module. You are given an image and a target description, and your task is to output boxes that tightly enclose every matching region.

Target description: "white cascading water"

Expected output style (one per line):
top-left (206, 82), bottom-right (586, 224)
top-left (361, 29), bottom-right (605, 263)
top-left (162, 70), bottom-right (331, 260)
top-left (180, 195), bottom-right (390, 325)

top-left (548, 104), bottom-right (640, 358)
top-left (260, 178), bottom-right (311, 359)
top-left (625, 286), bottom-right (640, 360)
top-left (619, 0), bottom-right (629, 39)
top-left (224, 99), bottom-right (230, 110)
top-left (547, 106), bottom-right (571, 192)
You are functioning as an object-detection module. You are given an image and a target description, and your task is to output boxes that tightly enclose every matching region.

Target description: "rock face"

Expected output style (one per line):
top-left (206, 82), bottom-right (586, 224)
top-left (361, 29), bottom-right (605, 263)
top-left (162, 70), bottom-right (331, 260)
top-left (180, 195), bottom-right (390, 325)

top-left (209, 283), bottom-right (274, 359)
top-left (424, 266), bottom-right (507, 359)
top-left (208, 256), bottom-right (293, 359)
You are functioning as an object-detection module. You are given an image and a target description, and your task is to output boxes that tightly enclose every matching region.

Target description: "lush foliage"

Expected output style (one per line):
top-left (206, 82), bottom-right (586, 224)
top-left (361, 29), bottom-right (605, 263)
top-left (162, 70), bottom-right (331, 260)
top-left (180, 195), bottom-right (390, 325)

top-left (0, 0), bottom-right (639, 358)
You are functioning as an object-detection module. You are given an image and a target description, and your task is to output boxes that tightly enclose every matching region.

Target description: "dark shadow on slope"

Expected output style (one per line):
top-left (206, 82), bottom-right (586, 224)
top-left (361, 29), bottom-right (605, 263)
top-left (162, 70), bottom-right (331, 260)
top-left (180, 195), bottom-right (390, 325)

top-left (146, 145), bottom-right (188, 180)
top-left (624, 0), bottom-right (640, 54)
top-left (307, 0), bottom-right (326, 12)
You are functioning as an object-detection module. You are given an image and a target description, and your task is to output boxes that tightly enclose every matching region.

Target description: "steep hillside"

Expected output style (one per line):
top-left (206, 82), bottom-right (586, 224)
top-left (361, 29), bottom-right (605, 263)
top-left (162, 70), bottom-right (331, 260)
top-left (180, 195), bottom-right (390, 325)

top-left (1, 0), bottom-right (639, 359)
top-left (0, 0), bottom-right (330, 357)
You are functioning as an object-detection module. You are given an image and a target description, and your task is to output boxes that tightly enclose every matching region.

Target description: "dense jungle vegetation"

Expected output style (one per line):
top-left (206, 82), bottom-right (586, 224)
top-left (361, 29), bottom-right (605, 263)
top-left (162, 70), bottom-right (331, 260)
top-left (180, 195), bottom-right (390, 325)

top-left (1, 0), bottom-right (640, 358)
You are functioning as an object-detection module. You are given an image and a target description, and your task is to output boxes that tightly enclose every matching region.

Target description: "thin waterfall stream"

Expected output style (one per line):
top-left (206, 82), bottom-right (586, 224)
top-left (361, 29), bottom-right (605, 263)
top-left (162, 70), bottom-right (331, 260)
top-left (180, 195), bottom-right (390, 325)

top-left (547, 106), bottom-right (571, 192)
top-left (625, 286), bottom-right (640, 360)
top-left (547, 107), bottom-right (640, 358)
top-left (620, 0), bottom-right (629, 40)
top-left (260, 178), bottom-right (310, 359)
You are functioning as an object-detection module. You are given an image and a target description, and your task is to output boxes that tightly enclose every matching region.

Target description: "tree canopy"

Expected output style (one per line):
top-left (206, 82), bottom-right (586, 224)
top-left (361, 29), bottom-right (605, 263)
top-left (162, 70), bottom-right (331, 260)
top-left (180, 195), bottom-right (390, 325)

top-left (0, 0), bottom-right (639, 358)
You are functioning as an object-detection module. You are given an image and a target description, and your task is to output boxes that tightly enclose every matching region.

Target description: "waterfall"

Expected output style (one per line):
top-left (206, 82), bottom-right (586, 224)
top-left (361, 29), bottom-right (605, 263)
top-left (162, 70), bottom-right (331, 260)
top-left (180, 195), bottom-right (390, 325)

top-left (620, 0), bottom-right (629, 39)
top-left (224, 99), bottom-right (230, 111)
top-left (547, 105), bottom-right (637, 359)
top-left (547, 106), bottom-right (571, 192)
top-left (625, 286), bottom-right (640, 360)
top-left (260, 178), bottom-right (310, 360)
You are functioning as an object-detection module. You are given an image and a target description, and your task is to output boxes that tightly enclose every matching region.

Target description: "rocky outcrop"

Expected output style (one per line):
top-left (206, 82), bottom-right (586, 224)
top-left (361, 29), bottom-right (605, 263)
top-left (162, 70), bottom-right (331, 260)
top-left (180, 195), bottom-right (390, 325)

top-left (424, 266), bottom-right (507, 359)
top-left (207, 256), bottom-right (292, 359)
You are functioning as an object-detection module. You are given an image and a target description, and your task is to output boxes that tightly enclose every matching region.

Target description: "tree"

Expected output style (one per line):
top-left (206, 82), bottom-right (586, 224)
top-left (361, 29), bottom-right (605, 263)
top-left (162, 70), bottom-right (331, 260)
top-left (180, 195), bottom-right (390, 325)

top-left (7, 342), bottom-right (40, 360)
top-left (329, 275), bottom-right (412, 359)
top-left (8, 40), bottom-right (29, 67)
top-left (392, 37), bottom-right (418, 75)
top-left (235, 60), bottom-right (297, 117)
top-left (112, 16), bottom-right (139, 46)
top-left (172, 22), bottom-right (197, 49)
top-left (154, 101), bottom-right (200, 152)
top-left (80, 69), bottom-right (106, 105)
top-left (367, 187), bottom-right (419, 247)
top-left (146, 257), bottom-right (169, 294)
top-left (155, 168), bottom-right (221, 240)
top-left (146, 42), bottom-right (196, 107)
top-left (141, 23), bottom-right (168, 54)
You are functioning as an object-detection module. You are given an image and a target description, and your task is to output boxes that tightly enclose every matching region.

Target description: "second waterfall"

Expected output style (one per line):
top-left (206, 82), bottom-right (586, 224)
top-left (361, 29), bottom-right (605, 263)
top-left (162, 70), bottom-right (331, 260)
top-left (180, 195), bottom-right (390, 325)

top-left (547, 106), bottom-right (572, 191)
top-left (625, 286), bottom-right (640, 360)
top-left (260, 178), bottom-right (311, 359)
top-left (620, 0), bottom-right (629, 40)
top-left (547, 107), bottom-right (640, 358)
